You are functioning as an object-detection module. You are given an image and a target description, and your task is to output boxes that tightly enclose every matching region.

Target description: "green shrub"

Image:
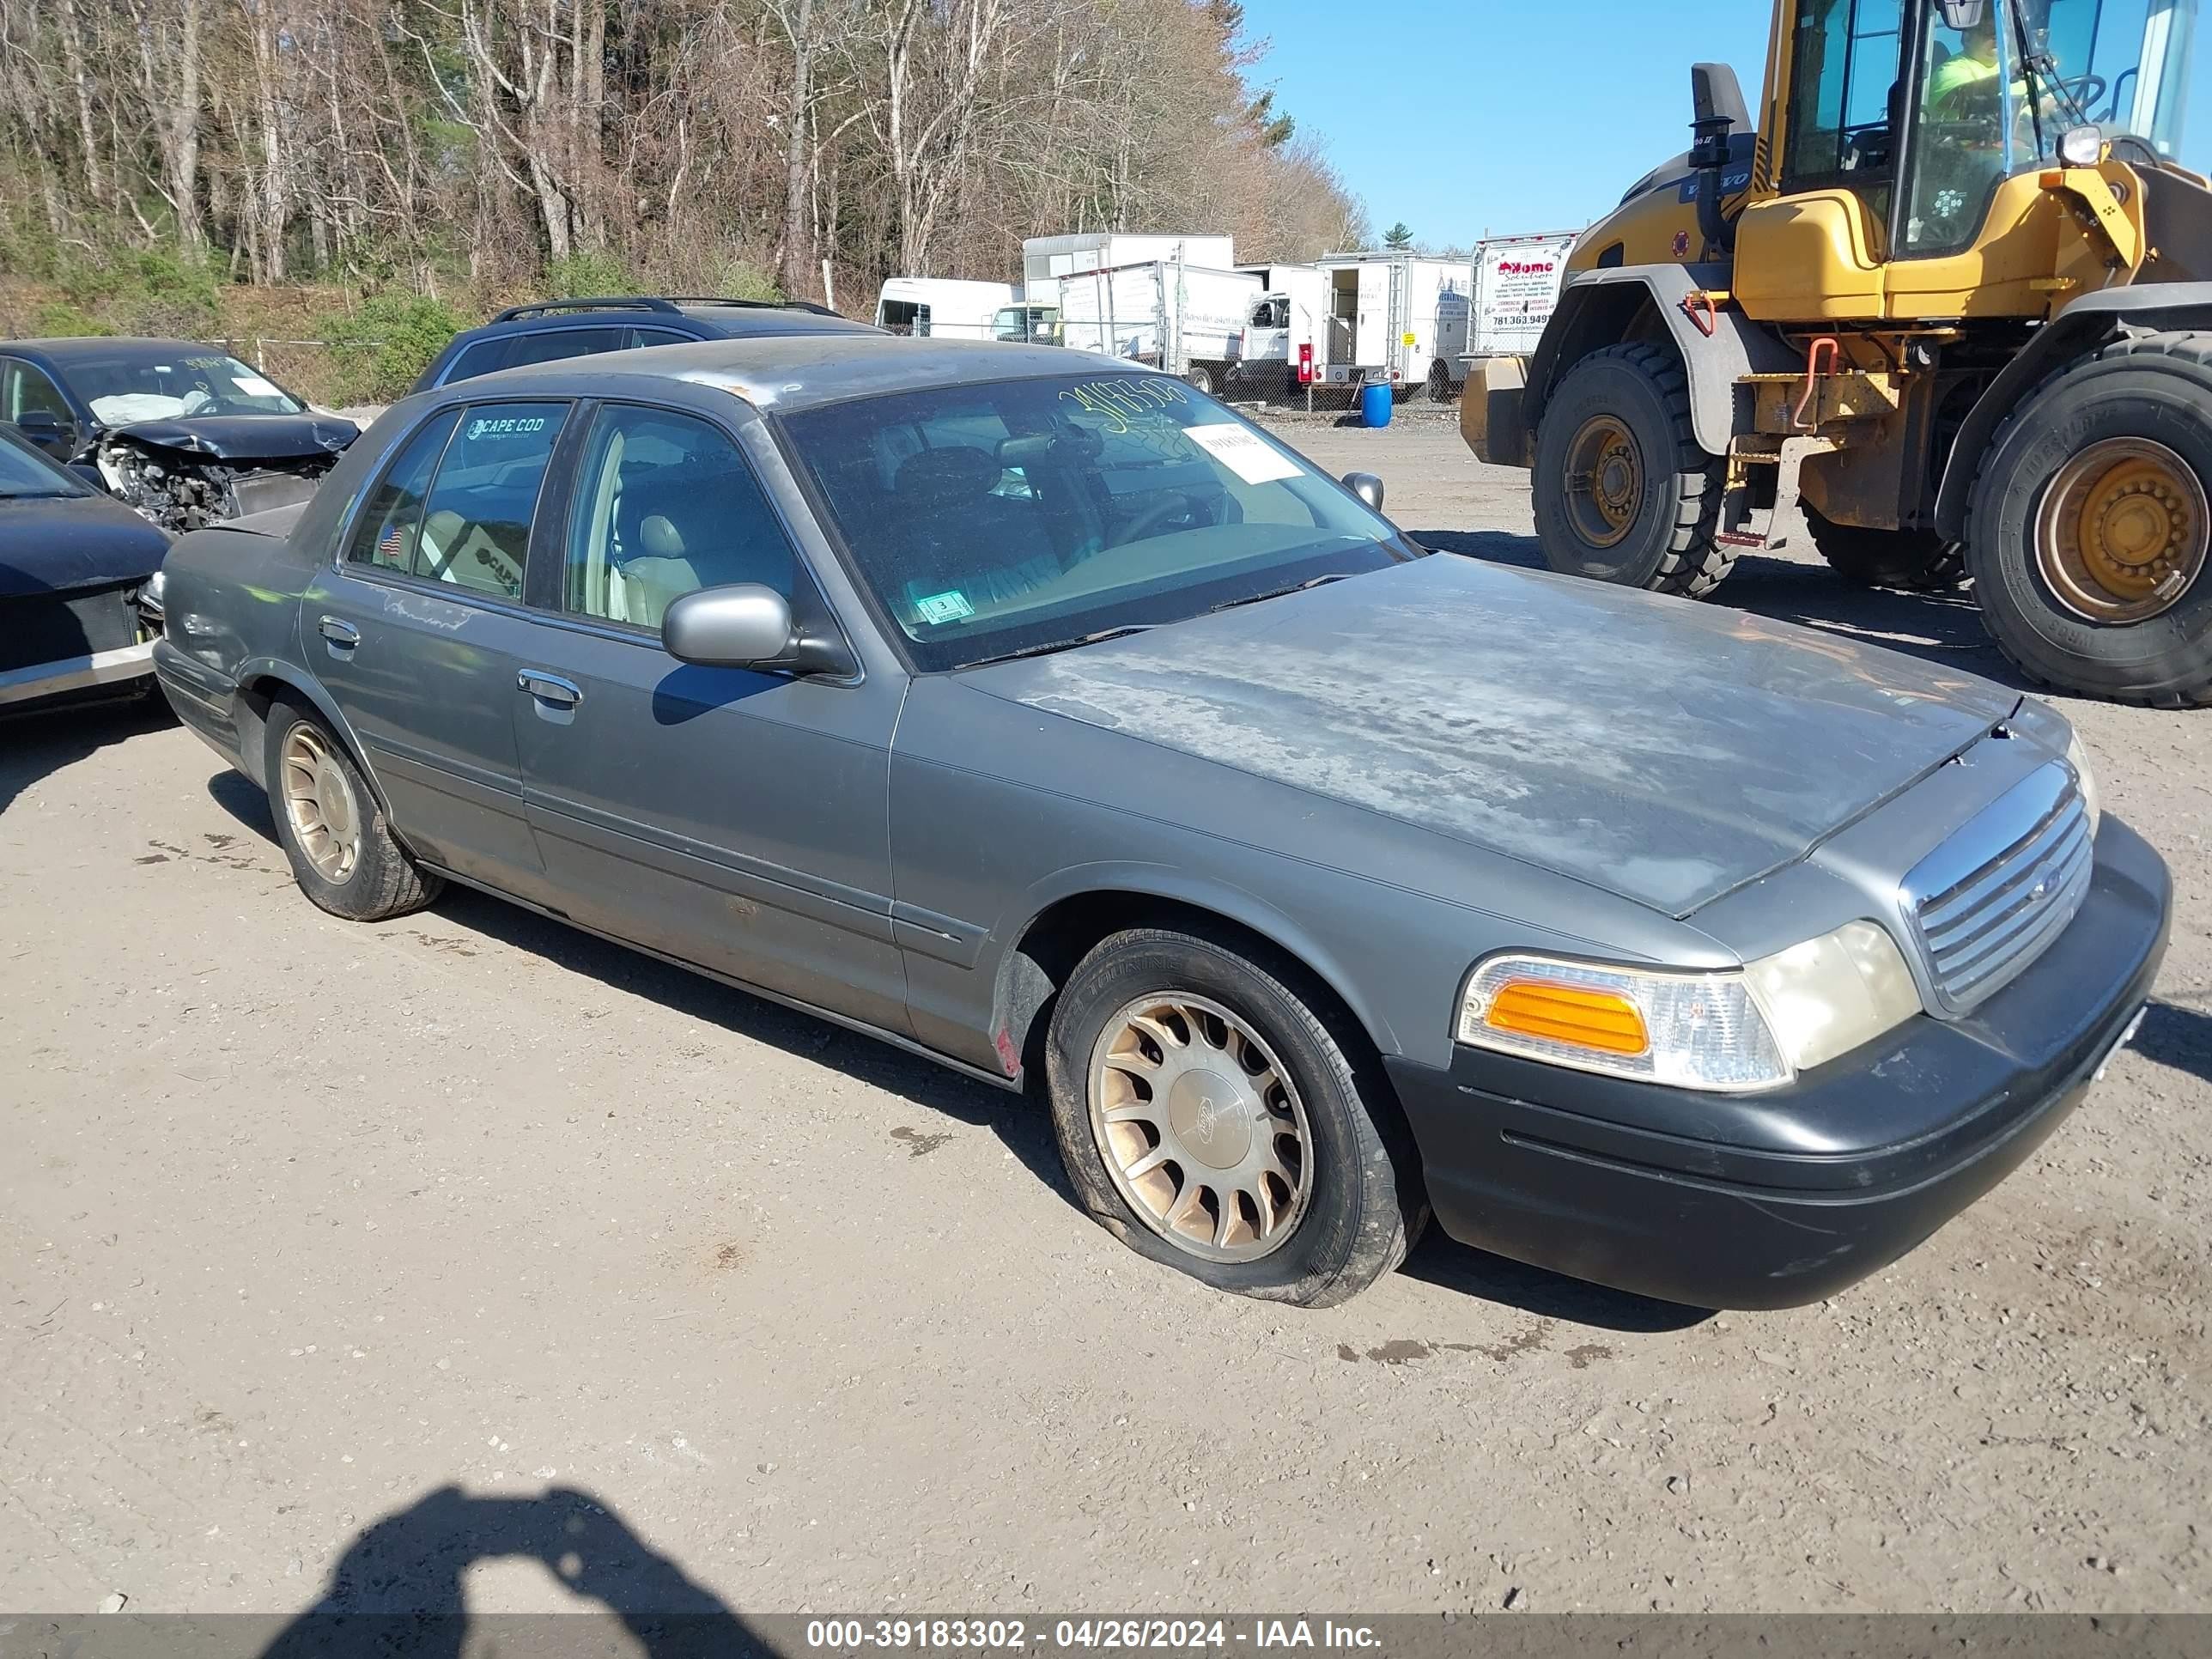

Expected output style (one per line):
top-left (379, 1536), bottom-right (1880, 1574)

top-left (544, 249), bottom-right (633, 298)
top-left (125, 247), bottom-right (224, 335)
top-left (319, 292), bottom-right (470, 404)
top-left (708, 258), bottom-right (782, 303)
top-left (30, 301), bottom-right (116, 337)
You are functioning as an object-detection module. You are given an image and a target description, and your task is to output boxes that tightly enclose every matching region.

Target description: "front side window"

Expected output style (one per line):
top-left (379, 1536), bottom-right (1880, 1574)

top-left (3, 360), bottom-right (73, 423)
top-left (562, 405), bottom-right (797, 630)
top-left (344, 403), bottom-right (565, 600)
top-left (781, 373), bottom-right (1408, 672)
top-left (1784, 0), bottom-right (1905, 193)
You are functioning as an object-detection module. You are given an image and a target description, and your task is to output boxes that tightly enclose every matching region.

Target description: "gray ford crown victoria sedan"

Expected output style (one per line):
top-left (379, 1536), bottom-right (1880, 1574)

top-left (152, 336), bottom-right (2172, 1310)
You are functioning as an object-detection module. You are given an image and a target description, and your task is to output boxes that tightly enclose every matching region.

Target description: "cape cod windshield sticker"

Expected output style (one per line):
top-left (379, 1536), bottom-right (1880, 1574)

top-left (914, 589), bottom-right (975, 625)
top-left (1184, 422), bottom-right (1302, 485)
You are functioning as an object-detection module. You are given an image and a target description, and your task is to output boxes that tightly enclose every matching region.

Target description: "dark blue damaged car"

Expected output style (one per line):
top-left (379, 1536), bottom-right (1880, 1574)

top-left (0, 424), bottom-right (172, 712)
top-left (149, 336), bottom-right (2171, 1310)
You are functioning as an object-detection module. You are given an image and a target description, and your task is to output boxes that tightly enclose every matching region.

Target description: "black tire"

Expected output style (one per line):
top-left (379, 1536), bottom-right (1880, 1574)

top-left (1182, 363), bottom-right (1218, 397)
top-left (1532, 342), bottom-right (1733, 597)
top-left (1803, 505), bottom-right (1967, 592)
top-left (1043, 925), bottom-right (1425, 1308)
top-left (263, 700), bottom-right (442, 921)
top-left (1426, 360), bottom-right (1455, 404)
top-left (1967, 331), bottom-right (2212, 706)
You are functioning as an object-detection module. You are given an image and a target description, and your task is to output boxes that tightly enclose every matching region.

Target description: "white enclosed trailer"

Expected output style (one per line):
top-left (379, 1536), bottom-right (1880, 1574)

top-left (1468, 231), bottom-right (1580, 356)
top-left (1229, 264), bottom-right (1326, 399)
top-left (873, 276), bottom-right (1017, 339)
top-left (1312, 253), bottom-right (1475, 398)
top-left (1021, 233), bottom-right (1237, 299)
top-left (1054, 261), bottom-right (1263, 394)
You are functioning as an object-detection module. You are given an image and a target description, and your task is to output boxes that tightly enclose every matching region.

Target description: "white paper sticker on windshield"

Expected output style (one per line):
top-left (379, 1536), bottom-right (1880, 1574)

top-left (915, 590), bottom-right (975, 625)
top-left (1185, 423), bottom-right (1302, 485)
top-left (232, 374), bottom-right (283, 397)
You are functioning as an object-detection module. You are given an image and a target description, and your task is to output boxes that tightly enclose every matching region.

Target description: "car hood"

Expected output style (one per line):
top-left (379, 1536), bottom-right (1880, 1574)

top-left (104, 413), bottom-right (360, 463)
top-left (0, 490), bottom-right (171, 596)
top-left (960, 555), bottom-right (2018, 916)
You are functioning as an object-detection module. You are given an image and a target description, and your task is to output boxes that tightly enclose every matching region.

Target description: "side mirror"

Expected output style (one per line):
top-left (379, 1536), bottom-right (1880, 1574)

top-left (1343, 471), bottom-right (1386, 513)
top-left (12, 410), bottom-right (74, 454)
top-left (663, 584), bottom-right (798, 669)
top-left (1936, 0), bottom-right (1985, 29)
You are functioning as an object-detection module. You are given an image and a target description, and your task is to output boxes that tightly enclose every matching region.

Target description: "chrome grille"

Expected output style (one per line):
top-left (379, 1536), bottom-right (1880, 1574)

top-left (1904, 763), bottom-right (2094, 1014)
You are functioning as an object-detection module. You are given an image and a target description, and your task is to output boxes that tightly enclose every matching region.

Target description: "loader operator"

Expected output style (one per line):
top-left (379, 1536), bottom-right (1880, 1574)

top-left (1929, 13), bottom-right (2006, 120)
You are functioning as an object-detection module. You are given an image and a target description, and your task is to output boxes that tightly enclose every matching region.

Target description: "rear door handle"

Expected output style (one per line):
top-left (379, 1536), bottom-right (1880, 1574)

top-left (318, 616), bottom-right (360, 647)
top-left (517, 669), bottom-right (583, 708)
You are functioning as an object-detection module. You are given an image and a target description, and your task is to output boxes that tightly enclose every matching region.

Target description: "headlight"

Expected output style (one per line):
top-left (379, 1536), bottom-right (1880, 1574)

top-left (1457, 922), bottom-right (1922, 1092)
top-left (2065, 731), bottom-right (2101, 834)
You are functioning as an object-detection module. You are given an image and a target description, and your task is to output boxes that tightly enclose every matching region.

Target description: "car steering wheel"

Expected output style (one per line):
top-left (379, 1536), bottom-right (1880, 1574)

top-left (1119, 492), bottom-right (1197, 544)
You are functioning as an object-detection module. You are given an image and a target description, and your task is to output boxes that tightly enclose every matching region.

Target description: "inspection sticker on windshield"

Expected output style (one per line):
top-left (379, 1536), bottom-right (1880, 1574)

top-left (915, 589), bottom-right (975, 625)
top-left (1185, 423), bottom-right (1302, 485)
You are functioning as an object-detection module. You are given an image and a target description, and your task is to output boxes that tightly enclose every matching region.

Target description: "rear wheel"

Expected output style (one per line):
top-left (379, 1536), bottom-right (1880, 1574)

top-left (1803, 506), bottom-right (1967, 592)
top-left (1043, 926), bottom-right (1424, 1307)
top-left (1967, 332), bottom-right (2212, 706)
top-left (1182, 362), bottom-right (1218, 397)
top-left (1533, 343), bottom-right (1732, 597)
top-left (264, 701), bottom-right (442, 921)
top-left (1426, 360), bottom-right (1455, 403)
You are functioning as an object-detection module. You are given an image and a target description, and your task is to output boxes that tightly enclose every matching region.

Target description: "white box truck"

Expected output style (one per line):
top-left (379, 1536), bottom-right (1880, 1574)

top-left (1312, 253), bottom-right (1475, 399)
top-left (1228, 264), bottom-right (1326, 400)
top-left (1054, 261), bottom-right (1262, 395)
top-left (873, 276), bottom-right (1017, 339)
top-left (1468, 232), bottom-right (1579, 356)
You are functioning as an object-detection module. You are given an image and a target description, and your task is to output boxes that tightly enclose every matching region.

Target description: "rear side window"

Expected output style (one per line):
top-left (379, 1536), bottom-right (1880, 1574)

top-left (504, 326), bottom-right (626, 369)
top-left (627, 327), bottom-right (694, 349)
top-left (441, 337), bottom-right (514, 386)
top-left (346, 410), bottom-right (460, 574)
top-left (344, 402), bottom-right (566, 600)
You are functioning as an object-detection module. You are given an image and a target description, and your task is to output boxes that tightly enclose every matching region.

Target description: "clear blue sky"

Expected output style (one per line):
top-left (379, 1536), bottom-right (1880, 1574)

top-left (1254, 0), bottom-right (2212, 247)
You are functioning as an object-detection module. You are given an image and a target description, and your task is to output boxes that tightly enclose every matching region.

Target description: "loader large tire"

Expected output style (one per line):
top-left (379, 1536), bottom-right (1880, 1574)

top-left (1803, 506), bottom-right (1968, 592)
top-left (1532, 343), bottom-right (1733, 598)
top-left (1967, 331), bottom-right (2212, 707)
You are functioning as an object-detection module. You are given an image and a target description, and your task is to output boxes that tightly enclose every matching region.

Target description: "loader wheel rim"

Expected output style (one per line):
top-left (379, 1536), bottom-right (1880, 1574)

top-left (2036, 437), bottom-right (2208, 623)
top-left (1564, 415), bottom-right (1644, 550)
top-left (1086, 993), bottom-right (1313, 1264)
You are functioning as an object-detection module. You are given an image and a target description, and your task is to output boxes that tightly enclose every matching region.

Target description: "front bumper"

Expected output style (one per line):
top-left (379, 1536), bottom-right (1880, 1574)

top-left (0, 639), bottom-right (156, 708)
top-left (1385, 817), bottom-right (2172, 1310)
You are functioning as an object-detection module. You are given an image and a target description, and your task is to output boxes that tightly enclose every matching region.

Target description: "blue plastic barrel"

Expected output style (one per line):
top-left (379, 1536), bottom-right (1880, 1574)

top-left (1360, 381), bottom-right (1393, 429)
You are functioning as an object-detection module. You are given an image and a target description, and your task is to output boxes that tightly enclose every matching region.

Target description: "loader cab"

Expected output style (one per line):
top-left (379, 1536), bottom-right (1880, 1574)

top-left (1739, 0), bottom-right (2199, 310)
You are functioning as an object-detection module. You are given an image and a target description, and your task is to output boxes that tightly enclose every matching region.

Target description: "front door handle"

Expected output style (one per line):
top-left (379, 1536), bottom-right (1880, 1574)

top-left (318, 615), bottom-right (361, 647)
top-left (517, 669), bottom-right (583, 708)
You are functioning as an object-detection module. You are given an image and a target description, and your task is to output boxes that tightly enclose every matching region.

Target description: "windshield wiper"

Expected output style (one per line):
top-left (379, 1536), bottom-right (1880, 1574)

top-left (957, 623), bottom-right (1157, 669)
top-left (1207, 571), bottom-right (1355, 616)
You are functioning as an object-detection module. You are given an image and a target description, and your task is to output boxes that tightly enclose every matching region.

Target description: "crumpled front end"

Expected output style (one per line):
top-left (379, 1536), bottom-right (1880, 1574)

top-left (96, 415), bottom-right (357, 533)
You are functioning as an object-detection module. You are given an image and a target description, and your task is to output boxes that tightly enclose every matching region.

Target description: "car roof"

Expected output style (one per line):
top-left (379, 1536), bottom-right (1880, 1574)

top-left (453, 300), bottom-right (880, 341)
top-left (5, 337), bottom-right (234, 362)
top-left (469, 335), bottom-right (1145, 413)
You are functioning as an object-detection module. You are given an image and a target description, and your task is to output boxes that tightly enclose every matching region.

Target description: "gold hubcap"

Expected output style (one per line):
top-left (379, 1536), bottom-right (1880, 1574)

top-left (1086, 994), bottom-right (1313, 1264)
top-left (1564, 415), bottom-right (1644, 550)
top-left (281, 724), bottom-right (362, 884)
top-left (2035, 437), bottom-right (2209, 623)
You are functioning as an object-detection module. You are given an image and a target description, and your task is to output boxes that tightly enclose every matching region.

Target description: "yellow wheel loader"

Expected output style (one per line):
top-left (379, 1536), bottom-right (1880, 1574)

top-left (1463, 0), bottom-right (2212, 705)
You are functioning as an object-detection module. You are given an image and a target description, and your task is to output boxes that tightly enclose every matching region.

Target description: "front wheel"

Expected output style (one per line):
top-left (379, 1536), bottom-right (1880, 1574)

top-left (1967, 331), bottom-right (2212, 705)
top-left (1043, 927), bottom-right (1424, 1307)
top-left (1532, 343), bottom-right (1733, 597)
top-left (1182, 362), bottom-right (1218, 398)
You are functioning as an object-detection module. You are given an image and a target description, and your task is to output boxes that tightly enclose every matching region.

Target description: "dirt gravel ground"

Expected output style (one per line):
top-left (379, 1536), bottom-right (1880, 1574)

top-left (3, 414), bottom-right (2209, 1623)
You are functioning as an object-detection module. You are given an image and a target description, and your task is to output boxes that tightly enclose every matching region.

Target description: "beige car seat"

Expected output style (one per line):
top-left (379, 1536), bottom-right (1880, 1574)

top-left (609, 513), bottom-right (702, 629)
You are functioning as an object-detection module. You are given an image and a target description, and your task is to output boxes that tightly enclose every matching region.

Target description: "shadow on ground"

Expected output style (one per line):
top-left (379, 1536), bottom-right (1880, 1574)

top-left (207, 771), bottom-right (1718, 1335)
top-left (0, 691), bottom-right (171, 817)
top-left (1412, 526), bottom-right (2033, 691)
top-left (2137, 995), bottom-right (2212, 1085)
top-left (257, 1485), bottom-right (765, 1657)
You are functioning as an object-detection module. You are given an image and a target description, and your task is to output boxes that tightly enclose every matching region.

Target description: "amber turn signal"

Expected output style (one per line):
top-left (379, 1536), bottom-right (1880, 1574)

top-left (1483, 979), bottom-right (1650, 1056)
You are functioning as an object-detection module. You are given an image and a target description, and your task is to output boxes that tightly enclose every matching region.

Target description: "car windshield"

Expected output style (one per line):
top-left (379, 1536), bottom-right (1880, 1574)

top-left (62, 348), bottom-right (307, 423)
top-left (0, 429), bottom-right (86, 498)
top-left (780, 373), bottom-right (1410, 671)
